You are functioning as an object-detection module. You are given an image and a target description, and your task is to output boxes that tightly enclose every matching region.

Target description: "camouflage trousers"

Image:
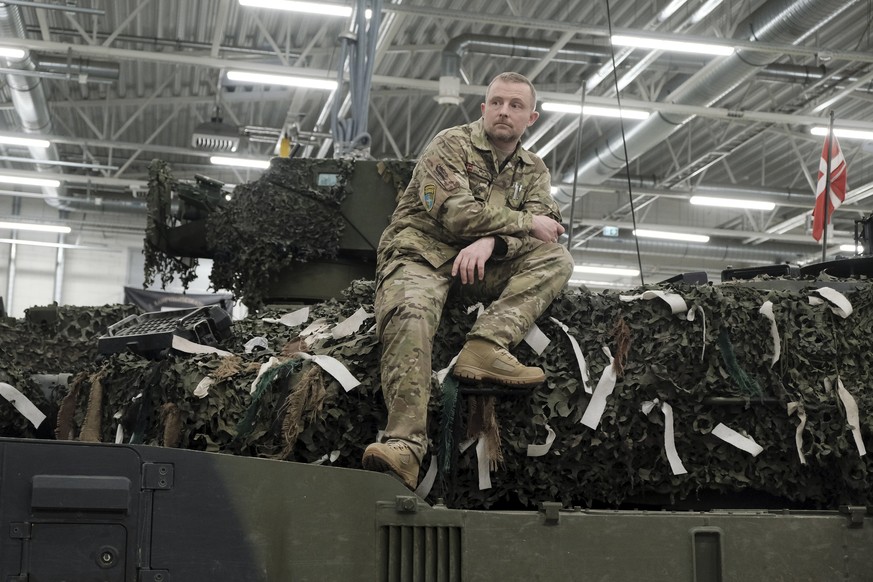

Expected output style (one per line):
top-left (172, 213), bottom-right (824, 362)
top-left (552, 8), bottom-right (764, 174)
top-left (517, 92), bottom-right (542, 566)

top-left (373, 240), bottom-right (574, 462)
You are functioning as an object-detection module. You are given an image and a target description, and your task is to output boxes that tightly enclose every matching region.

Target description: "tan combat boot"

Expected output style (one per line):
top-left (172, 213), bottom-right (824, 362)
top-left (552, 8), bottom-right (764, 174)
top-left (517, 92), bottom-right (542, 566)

top-left (362, 440), bottom-right (419, 490)
top-left (452, 338), bottom-right (545, 388)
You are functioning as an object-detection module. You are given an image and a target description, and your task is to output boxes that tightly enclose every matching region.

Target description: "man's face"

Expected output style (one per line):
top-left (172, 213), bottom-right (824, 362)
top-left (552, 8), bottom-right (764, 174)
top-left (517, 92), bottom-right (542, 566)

top-left (480, 80), bottom-right (539, 147)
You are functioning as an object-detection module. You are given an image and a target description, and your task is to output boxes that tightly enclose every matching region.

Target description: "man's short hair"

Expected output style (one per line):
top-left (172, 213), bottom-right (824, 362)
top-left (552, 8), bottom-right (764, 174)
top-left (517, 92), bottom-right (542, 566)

top-left (486, 72), bottom-right (537, 110)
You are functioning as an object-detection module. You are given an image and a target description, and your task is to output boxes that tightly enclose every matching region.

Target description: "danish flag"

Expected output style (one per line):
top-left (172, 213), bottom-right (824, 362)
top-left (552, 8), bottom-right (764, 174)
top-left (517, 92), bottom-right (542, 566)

top-left (811, 134), bottom-right (847, 242)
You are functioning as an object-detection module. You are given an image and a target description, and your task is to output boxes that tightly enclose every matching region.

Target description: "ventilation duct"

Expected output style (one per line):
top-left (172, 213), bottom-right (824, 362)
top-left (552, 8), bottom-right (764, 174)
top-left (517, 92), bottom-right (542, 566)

top-left (0, 3), bottom-right (66, 209)
top-left (34, 54), bottom-right (120, 83)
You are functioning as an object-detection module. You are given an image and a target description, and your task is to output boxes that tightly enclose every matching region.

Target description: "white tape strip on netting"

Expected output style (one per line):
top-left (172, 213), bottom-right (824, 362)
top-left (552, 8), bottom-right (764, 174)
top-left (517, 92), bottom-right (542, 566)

top-left (243, 336), bottom-right (269, 353)
top-left (523, 322), bottom-right (550, 355)
top-left (415, 456), bottom-right (439, 498)
top-left (711, 423), bottom-right (763, 457)
top-left (262, 306), bottom-right (310, 327)
top-left (171, 335), bottom-right (233, 358)
top-left (0, 382), bottom-right (46, 428)
top-left (550, 316), bottom-right (590, 393)
top-left (808, 287), bottom-right (853, 318)
top-left (641, 399), bottom-right (687, 475)
top-left (580, 347), bottom-right (617, 429)
top-left (758, 300), bottom-right (781, 366)
top-left (475, 435), bottom-right (492, 490)
top-left (331, 306), bottom-right (373, 339)
top-left (298, 352), bottom-right (361, 392)
top-left (787, 402), bottom-right (807, 465)
top-left (835, 377), bottom-right (867, 457)
top-left (619, 289), bottom-right (688, 316)
top-left (526, 423), bottom-right (556, 457)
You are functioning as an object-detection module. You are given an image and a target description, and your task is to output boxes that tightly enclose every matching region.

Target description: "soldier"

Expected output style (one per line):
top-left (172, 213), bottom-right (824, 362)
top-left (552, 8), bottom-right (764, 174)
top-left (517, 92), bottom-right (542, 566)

top-left (362, 72), bottom-right (574, 489)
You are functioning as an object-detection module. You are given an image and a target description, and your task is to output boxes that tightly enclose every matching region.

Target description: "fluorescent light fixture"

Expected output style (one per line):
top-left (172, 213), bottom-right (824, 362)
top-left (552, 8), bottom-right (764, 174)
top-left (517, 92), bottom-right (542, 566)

top-left (691, 0), bottom-right (724, 23)
top-left (0, 221), bottom-right (71, 234)
top-left (0, 46), bottom-right (26, 59)
top-left (611, 34), bottom-right (734, 56)
top-left (634, 229), bottom-right (710, 243)
top-left (659, 0), bottom-right (689, 20)
top-left (210, 156), bottom-right (271, 170)
top-left (569, 279), bottom-right (631, 288)
top-left (541, 102), bottom-right (650, 120)
top-left (0, 238), bottom-right (89, 249)
top-left (690, 196), bottom-right (776, 211)
top-left (226, 70), bottom-right (338, 91)
top-left (810, 126), bottom-right (873, 141)
top-left (573, 265), bottom-right (640, 277)
top-left (0, 135), bottom-right (49, 148)
top-left (238, 0), bottom-right (352, 17)
top-left (0, 174), bottom-right (60, 188)
top-left (840, 244), bottom-right (863, 253)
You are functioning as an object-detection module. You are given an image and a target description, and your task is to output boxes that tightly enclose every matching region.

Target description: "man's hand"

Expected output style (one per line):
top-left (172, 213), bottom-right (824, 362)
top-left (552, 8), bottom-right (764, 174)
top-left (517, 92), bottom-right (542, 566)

top-left (452, 237), bottom-right (496, 284)
top-left (530, 214), bottom-right (565, 243)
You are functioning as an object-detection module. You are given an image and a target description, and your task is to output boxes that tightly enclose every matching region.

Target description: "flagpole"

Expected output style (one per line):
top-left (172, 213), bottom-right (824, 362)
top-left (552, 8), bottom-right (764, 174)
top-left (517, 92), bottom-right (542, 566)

top-left (821, 110), bottom-right (835, 263)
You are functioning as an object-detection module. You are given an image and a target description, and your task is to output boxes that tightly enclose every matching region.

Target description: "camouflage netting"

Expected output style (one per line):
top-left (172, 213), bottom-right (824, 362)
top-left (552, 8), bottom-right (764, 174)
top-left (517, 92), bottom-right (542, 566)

top-left (0, 303), bottom-right (140, 440)
top-left (143, 159), bottom-right (200, 290)
top-left (207, 158), bottom-right (355, 309)
top-left (2, 279), bottom-right (873, 510)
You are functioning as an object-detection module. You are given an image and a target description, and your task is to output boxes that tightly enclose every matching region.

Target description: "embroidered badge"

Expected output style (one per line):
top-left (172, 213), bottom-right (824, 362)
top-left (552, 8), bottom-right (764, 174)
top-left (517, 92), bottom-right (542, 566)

top-left (423, 184), bottom-right (436, 210)
top-left (424, 156), bottom-right (459, 191)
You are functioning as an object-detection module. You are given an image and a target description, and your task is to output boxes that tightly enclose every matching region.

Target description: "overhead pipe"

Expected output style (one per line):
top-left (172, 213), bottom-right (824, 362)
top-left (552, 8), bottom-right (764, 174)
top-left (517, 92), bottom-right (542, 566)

top-left (559, 0), bottom-right (861, 190)
top-left (0, 3), bottom-right (67, 209)
top-left (35, 54), bottom-right (120, 82)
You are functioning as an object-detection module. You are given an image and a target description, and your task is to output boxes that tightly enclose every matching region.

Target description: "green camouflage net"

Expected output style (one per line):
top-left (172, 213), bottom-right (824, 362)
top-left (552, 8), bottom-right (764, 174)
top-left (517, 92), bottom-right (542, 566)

top-left (3, 279), bottom-right (873, 510)
top-left (206, 158), bottom-right (354, 310)
top-left (143, 159), bottom-right (200, 290)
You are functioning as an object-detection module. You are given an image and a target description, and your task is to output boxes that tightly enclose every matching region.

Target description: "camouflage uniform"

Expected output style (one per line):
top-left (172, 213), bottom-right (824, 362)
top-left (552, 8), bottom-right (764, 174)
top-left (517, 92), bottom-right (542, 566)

top-left (374, 118), bottom-right (574, 461)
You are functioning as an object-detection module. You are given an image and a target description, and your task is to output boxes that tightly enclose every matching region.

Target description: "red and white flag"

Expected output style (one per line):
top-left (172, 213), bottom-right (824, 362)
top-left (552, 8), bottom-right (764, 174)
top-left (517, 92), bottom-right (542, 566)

top-left (811, 134), bottom-right (848, 242)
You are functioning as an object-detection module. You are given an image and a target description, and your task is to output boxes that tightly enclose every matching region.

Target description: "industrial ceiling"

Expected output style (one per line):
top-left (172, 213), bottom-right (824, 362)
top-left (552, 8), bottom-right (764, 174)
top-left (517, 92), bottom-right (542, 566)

top-left (1, 0), bottom-right (873, 289)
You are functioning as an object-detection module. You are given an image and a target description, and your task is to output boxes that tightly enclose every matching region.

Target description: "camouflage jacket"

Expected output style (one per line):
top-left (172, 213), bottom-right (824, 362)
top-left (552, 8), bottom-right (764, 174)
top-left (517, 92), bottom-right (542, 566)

top-left (376, 118), bottom-right (562, 283)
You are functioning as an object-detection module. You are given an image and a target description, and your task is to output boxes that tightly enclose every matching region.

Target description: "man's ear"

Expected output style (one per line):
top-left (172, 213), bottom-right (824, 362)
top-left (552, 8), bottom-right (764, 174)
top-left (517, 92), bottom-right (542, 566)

top-left (528, 110), bottom-right (540, 126)
top-left (481, 102), bottom-right (486, 116)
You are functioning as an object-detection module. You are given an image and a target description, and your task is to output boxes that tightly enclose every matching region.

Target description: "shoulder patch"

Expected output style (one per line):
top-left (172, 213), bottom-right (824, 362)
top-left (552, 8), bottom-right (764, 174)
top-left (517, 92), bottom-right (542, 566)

top-left (424, 156), bottom-right (460, 192)
top-left (422, 184), bottom-right (436, 211)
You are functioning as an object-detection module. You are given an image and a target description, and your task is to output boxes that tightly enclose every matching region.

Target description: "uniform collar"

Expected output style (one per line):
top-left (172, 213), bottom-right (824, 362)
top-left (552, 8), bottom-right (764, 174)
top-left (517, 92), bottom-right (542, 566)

top-left (470, 118), bottom-right (537, 166)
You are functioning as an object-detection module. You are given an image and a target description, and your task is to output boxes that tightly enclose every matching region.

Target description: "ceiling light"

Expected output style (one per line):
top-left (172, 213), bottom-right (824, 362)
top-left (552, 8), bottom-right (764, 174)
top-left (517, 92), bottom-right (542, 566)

top-left (634, 229), bottom-right (710, 243)
top-left (0, 46), bottom-right (26, 59)
top-left (210, 156), bottom-right (271, 170)
top-left (569, 279), bottom-right (632, 288)
top-left (690, 0), bottom-right (724, 23)
top-left (0, 175), bottom-right (61, 188)
top-left (0, 135), bottom-right (50, 148)
top-left (810, 126), bottom-right (873, 141)
top-left (0, 221), bottom-right (71, 234)
top-left (238, 0), bottom-right (352, 17)
top-left (0, 238), bottom-right (89, 249)
top-left (541, 102), bottom-right (650, 120)
top-left (573, 265), bottom-right (640, 277)
top-left (690, 196), bottom-right (776, 211)
top-left (226, 70), bottom-right (338, 90)
top-left (611, 34), bottom-right (734, 56)
top-left (840, 244), bottom-right (863, 253)
top-left (659, 0), bottom-right (689, 20)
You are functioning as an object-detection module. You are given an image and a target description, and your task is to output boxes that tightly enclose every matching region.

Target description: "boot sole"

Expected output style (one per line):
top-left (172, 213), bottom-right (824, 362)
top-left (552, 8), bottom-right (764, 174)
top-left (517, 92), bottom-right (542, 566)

top-left (362, 450), bottom-right (417, 490)
top-left (452, 364), bottom-right (544, 388)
